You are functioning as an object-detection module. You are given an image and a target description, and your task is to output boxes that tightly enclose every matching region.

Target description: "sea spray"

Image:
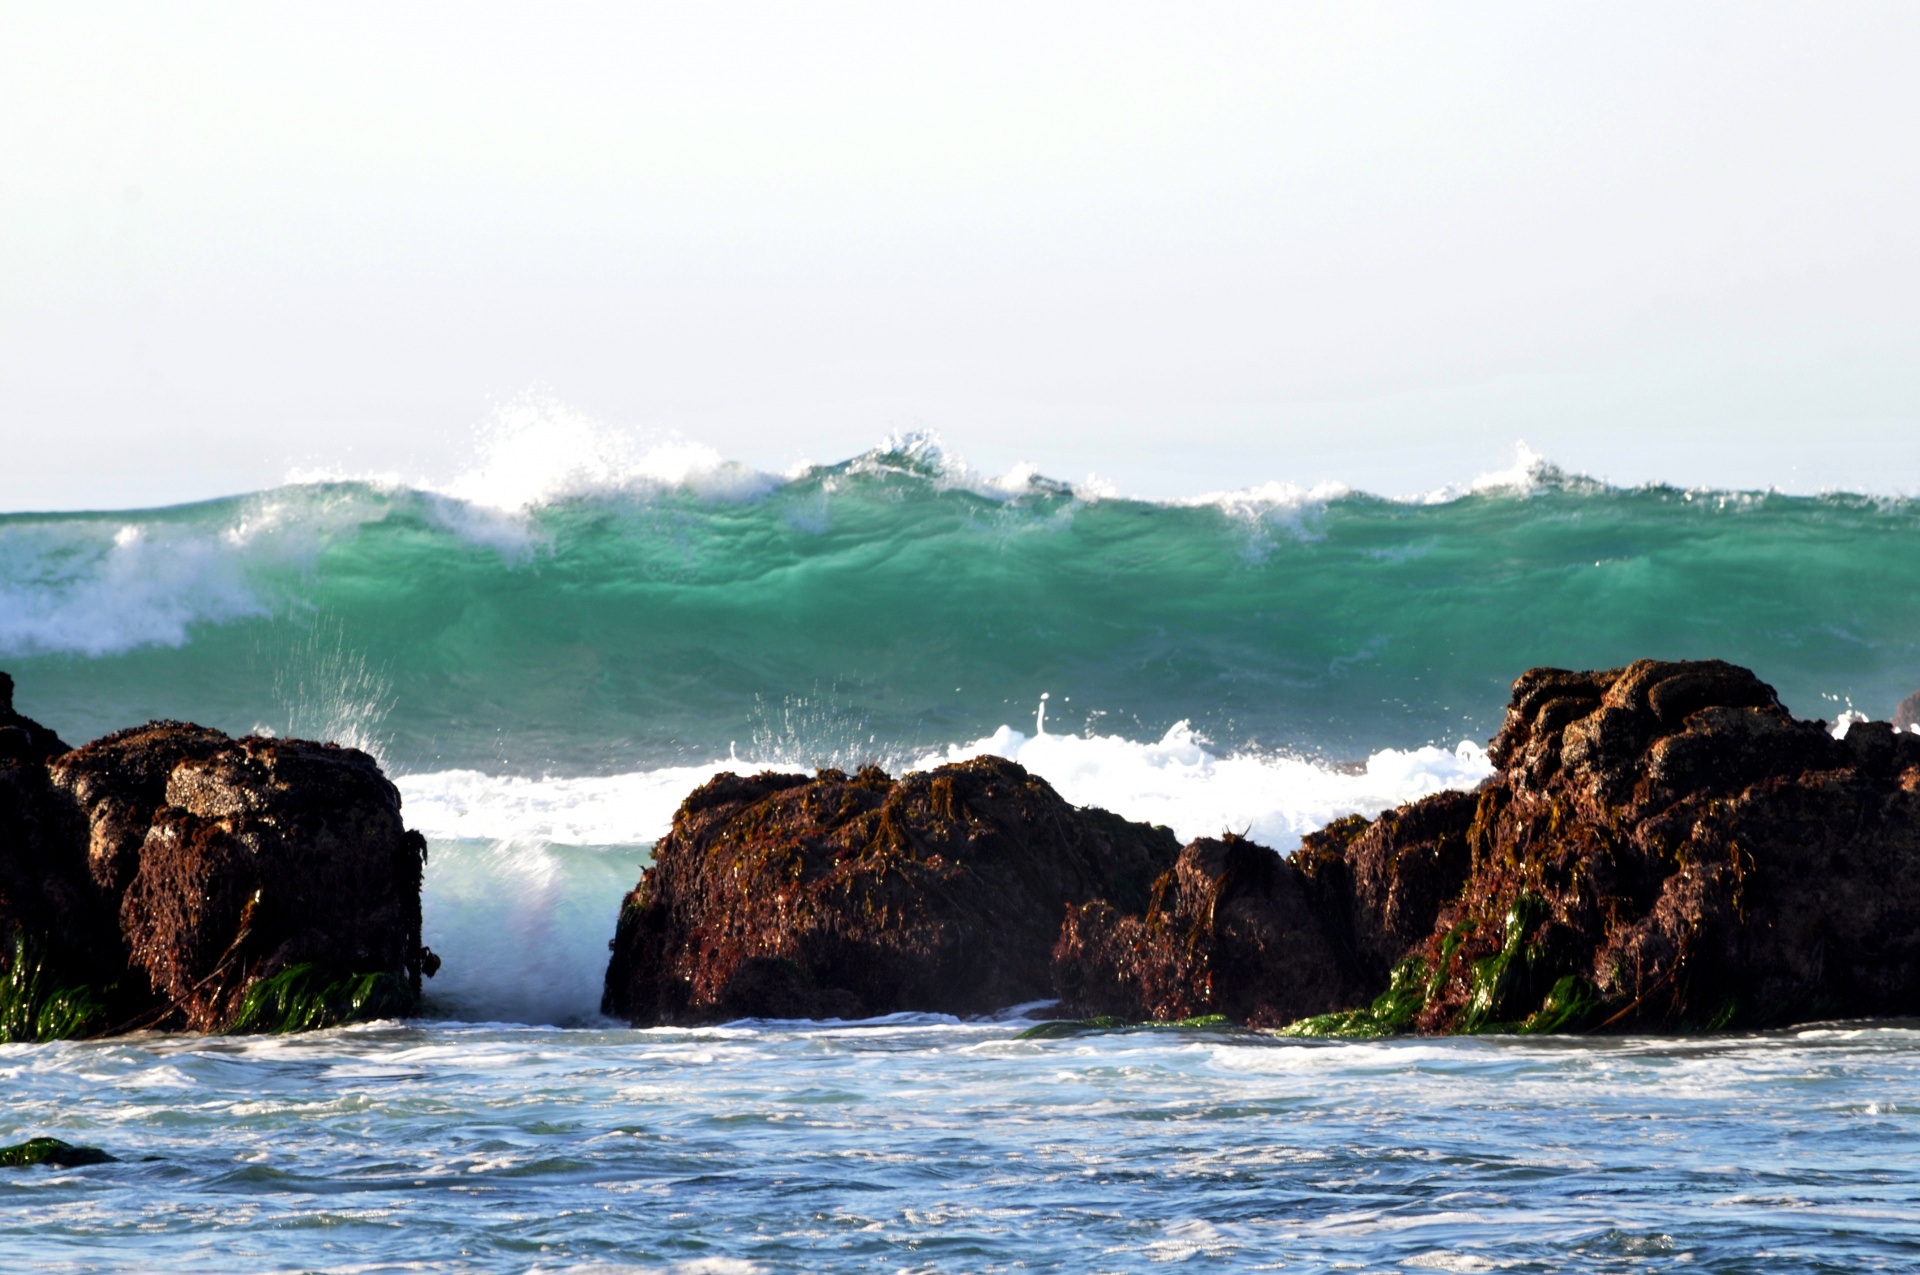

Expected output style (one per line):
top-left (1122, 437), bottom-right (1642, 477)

top-left (400, 729), bottom-right (1491, 1025)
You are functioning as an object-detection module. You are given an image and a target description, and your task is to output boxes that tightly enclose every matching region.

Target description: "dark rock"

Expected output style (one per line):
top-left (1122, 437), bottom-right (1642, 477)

top-left (115, 736), bottom-right (432, 1032)
top-left (49, 722), bottom-right (235, 898)
top-left (0, 1137), bottom-right (115, 1168)
top-left (1896, 690), bottom-right (1920, 734)
top-left (1047, 659), bottom-right (1920, 1036)
top-left (1052, 834), bottom-right (1365, 1028)
top-left (1297, 788), bottom-right (1480, 987)
top-left (602, 757), bottom-right (1179, 1024)
top-left (0, 671), bottom-right (69, 765)
top-left (0, 672), bottom-right (433, 1038)
top-left (1399, 659), bottom-right (1920, 1032)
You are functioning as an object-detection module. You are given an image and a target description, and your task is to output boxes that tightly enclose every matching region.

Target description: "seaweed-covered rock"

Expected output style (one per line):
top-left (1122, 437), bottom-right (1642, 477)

top-left (1048, 659), bottom-right (1920, 1036)
top-left (116, 736), bottom-right (433, 1032)
top-left (1402, 660), bottom-right (1920, 1033)
top-left (0, 690), bottom-right (126, 1039)
top-left (0, 1137), bottom-right (115, 1168)
top-left (602, 757), bottom-right (1180, 1023)
top-left (0, 672), bottom-right (433, 1038)
top-left (1052, 834), bottom-right (1365, 1028)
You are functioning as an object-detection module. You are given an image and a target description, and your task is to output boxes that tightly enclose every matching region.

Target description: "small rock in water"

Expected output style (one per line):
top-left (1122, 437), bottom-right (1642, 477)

top-left (1896, 689), bottom-right (1920, 734)
top-left (0, 1137), bottom-right (116, 1168)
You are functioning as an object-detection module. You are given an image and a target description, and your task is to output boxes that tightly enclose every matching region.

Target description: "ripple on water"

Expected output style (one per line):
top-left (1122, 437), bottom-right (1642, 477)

top-left (3, 1020), bottom-right (1920, 1271)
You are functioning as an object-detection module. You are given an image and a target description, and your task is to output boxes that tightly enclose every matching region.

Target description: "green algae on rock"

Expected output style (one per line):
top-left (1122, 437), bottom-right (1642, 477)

top-left (1012, 1014), bottom-right (1236, 1040)
top-left (225, 962), bottom-right (418, 1035)
top-left (1057, 660), bottom-right (1920, 1038)
top-left (0, 1138), bottom-right (115, 1169)
top-left (0, 672), bottom-right (435, 1039)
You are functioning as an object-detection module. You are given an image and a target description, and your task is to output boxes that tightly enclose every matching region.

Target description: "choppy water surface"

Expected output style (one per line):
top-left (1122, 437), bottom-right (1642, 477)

top-left (6, 1018), bottom-right (1919, 1273)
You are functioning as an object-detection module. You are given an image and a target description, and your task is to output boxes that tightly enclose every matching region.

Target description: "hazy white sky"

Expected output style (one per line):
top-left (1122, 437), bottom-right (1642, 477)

top-left (4, 2), bottom-right (1918, 509)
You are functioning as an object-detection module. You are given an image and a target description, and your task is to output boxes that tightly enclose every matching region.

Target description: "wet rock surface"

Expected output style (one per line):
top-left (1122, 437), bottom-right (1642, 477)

top-left (1051, 834), bottom-right (1365, 1028)
top-left (611, 660), bottom-right (1920, 1035)
top-left (1401, 660), bottom-right (1920, 1033)
top-left (0, 1137), bottom-right (116, 1168)
top-left (602, 756), bottom-right (1180, 1023)
top-left (0, 673), bottom-right (432, 1038)
top-left (1053, 659), bottom-right (1920, 1034)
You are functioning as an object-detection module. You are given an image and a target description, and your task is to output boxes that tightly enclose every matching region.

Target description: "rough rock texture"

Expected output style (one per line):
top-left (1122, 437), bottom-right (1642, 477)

top-left (1403, 659), bottom-right (1920, 1032)
top-left (1052, 659), bottom-right (1920, 1035)
top-left (1897, 690), bottom-right (1920, 735)
top-left (602, 756), bottom-right (1180, 1024)
top-left (48, 723), bottom-right (235, 900)
top-left (1052, 835), bottom-right (1365, 1028)
top-left (1294, 788), bottom-right (1481, 988)
top-left (0, 673), bottom-right (432, 1037)
top-left (114, 737), bottom-right (433, 1031)
top-left (0, 687), bottom-right (122, 1005)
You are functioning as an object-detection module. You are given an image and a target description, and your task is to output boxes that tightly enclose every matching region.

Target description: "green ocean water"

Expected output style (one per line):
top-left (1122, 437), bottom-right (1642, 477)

top-left (7, 445), bottom-right (1920, 1272)
top-left (2, 441), bottom-right (1915, 773)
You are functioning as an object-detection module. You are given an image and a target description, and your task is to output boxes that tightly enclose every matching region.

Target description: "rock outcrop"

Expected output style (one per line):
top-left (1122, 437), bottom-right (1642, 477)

top-left (1896, 689), bottom-right (1920, 735)
top-left (1051, 834), bottom-right (1366, 1028)
top-left (606, 658), bottom-right (1920, 1035)
top-left (0, 674), bottom-right (433, 1039)
top-left (602, 757), bottom-right (1179, 1023)
top-left (1052, 659), bottom-right (1920, 1034)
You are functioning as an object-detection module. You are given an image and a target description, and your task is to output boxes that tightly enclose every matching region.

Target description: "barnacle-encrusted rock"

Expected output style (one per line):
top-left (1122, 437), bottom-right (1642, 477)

top-left (1400, 660), bottom-right (1920, 1033)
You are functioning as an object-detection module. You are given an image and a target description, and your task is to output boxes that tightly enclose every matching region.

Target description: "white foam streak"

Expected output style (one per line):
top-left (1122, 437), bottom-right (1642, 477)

top-left (1401, 441), bottom-right (1562, 506)
top-left (399, 762), bottom-right (768, 846)
top-left (911, 722), bottom-right (1492, 850)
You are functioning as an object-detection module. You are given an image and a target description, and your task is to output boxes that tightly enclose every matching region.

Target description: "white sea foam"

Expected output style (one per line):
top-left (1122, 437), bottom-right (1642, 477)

top-left (399, 762), bottom-right (760, 847)
top-left (1401, 441), bottom-right (1556, 506)
top-left (0, 520), bottom-right (263, 657)
top-left (399, 727), bottom-right (1489, 852)
top-left (910, 722), bottom-right (1492, 851)
top-left (399, 726), bottom-right (1490, 1024)
top-left (438, 394), bottom-right (780, 515)
top-left (0, 489), bottom-right (384, 658)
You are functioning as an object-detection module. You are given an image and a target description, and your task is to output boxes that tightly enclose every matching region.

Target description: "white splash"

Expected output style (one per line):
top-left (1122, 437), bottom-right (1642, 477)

top-left (397, 724), bottom-right (1492, 1023)
top-left (440, 394), bottom-right (777, 515)
top-left (1401, 441), bottom-right (1556, 506)
top-left (910, 722), bottom-right (1492, 851)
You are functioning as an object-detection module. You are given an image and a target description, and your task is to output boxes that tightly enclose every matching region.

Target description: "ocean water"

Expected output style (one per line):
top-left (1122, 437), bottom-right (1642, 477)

top-left (4, 424), bottom-right (1920, 1269)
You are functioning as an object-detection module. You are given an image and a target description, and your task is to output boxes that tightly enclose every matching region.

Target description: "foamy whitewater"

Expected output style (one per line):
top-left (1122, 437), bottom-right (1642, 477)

top-left (6, 414), bottom-right (1920, 1271)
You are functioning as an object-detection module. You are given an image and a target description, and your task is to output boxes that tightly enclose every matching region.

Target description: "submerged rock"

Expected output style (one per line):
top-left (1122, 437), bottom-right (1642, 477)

top-left (0, 1137), bottom-right (116, 1168)
top-left (602, 757), bottom-right (1179, 1023)
top-left (1054, 659), bottom-right (1920, 1035)
top-left (0, 674), bottom-right (434, 1039)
